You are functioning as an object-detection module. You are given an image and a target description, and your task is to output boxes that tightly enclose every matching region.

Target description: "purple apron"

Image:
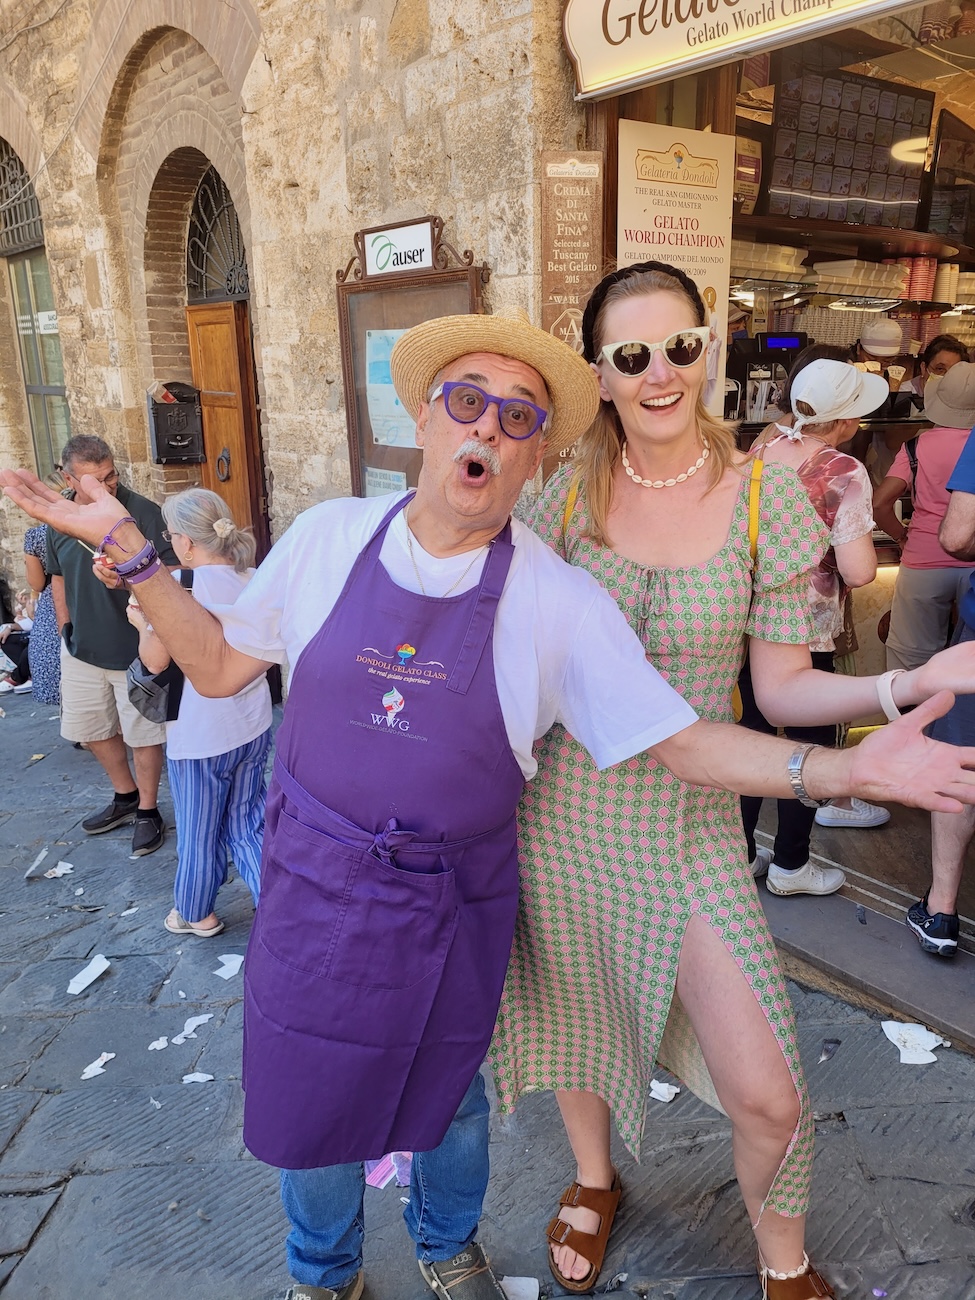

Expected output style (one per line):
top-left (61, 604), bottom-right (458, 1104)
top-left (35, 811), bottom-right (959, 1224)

top-left (242, 495), bottom-right (524, 1169)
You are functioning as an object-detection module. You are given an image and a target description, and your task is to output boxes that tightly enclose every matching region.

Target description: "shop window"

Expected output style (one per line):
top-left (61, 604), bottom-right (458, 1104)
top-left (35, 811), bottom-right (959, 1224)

top-left (186, 166), bottom-right (249, 303)
top-left (0, 140), bottom-right (69, 478)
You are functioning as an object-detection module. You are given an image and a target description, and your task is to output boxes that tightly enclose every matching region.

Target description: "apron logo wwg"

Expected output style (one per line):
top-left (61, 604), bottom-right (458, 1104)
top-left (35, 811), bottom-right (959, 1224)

top-left (379, 687), bottom-right (407, 728)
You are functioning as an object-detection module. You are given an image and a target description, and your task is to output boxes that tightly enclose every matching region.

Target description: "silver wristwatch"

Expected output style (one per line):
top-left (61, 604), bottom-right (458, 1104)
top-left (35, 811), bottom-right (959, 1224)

top-left (787, 744), bottom-right (830, 809)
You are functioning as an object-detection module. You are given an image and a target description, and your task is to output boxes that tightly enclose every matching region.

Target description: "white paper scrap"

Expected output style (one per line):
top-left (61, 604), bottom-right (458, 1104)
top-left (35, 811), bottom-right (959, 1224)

top-left (213, 954), bottom-right (244, 981)
top-left (81, 1051), bottom-right (115, 1080)
top-left (171, 1013), bottom-right (213, 1045)
top-left (67, 954), bottom-right (110, 995)
top-left (148, 1037), bottom-right (168, 1051)
top-left (500, 1279), bottom-right (540, 1300)
top-left (74, 888), bottom-right (84, 896)
top-left (149, 1096), bottom-right (162, 1110)
top-left (182, 1072), bottom-right (214, 1084)
top-left (649, 1079), bottom-right (681, 1103)
top-left (43, 860), bottom-right (73, 879)
top-left (882, 1020), bottom-right (951, 1065)
top-left (178, 991), bottom-right (186, 999)
top-left (121, 907), bottom-right (139, 917)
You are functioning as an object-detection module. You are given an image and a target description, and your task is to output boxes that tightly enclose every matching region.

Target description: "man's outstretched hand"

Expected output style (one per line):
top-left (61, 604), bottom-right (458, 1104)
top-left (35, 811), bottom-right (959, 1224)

top-left (0, 469), bottom-right (131, 547)
top-left (845, 691), bottom-right (975, 813)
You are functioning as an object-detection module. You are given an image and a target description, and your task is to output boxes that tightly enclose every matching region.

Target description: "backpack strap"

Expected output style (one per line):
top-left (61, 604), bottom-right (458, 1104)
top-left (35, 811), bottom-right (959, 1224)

top-left (905, 436), bottom-right (919, 505)
top-left (748, 456), bottom-right (764, 565)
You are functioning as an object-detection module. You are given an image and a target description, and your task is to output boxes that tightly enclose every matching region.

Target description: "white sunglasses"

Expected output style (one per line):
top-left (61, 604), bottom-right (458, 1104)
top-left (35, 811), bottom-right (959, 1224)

top-left (600, 327), bottom-right (711, 376)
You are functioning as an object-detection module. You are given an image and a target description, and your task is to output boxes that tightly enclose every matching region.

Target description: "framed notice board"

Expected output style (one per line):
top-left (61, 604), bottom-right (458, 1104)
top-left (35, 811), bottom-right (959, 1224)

top-left (336, 216), bottom-right (490, 497)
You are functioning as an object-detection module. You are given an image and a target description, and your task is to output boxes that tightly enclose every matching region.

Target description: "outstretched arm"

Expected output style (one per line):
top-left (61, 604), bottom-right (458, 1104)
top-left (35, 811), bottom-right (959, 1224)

top-left (0, 469), bottom-right (269, 697)
top-left (939, 489), bottom-right (975, 561)
top-left (651, 692), bottom-right (975, 814)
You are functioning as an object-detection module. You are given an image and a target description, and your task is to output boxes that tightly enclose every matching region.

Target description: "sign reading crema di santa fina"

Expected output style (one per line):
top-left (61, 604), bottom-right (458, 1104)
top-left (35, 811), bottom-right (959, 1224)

top-left (564, 0), bottom-right (915, 99)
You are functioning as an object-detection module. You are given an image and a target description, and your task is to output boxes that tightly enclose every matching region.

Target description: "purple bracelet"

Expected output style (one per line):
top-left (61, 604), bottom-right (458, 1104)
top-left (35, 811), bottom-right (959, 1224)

top-left (114, 540), bottom-right (158, 579)
top-left (100, 516), bottom-right (137, 553)
top-left (125, 558), bottom-right (163, 585)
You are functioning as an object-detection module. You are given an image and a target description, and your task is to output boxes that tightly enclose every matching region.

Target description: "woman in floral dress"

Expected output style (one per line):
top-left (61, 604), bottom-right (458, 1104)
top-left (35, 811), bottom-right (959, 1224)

top-left (490, 262), bottom-right (975, 1300)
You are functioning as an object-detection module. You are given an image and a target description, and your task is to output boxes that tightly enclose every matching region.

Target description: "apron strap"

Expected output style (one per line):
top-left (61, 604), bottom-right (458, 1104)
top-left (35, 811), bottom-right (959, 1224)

top-left (448, 520), bottom-right (514, 695)
top-left (273, 757), bottom-right (511, 860)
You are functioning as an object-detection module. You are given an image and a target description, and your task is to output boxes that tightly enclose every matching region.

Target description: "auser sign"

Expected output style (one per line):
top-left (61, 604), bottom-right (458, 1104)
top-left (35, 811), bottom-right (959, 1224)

top-left (565, 0), bottom-right (913, 98)
top-left (364, 220), bottom-right (434, 277)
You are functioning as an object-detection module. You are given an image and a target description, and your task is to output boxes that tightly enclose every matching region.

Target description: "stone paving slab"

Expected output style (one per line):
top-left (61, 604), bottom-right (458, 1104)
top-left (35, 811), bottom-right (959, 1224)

top-left (0, 1160), bottom-right (289, 1300)
top-left (0, 1187), bottom-right (61, 1254)
top-left (193, 999), bottom-right (243, 1080)
top-left (0, 909), bottom-right (101, 963)
top-left (16, 1004), bottom-right (231, 1091)
top-left (0, 1088), bottom-right (39, 1157)
top-left (0, 953), bottom-right (175, 1017)
top-left (1, 1081), bottom-right (244, 1174)
top-left (871, 1173), bottom-right (975, 1264)
top-left (0, 1016), bottom-right (63, 1087)
top-left (847, 1101), bottom-right (975, 1186)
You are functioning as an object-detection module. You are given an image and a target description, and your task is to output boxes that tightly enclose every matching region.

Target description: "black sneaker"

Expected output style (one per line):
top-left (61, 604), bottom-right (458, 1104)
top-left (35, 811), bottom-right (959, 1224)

top-left (130, 813), bottom-right (165, 858)
top-left (82, 795), bottom-right (138, 835)
top-left (906, 894), bottom-right (959, 958)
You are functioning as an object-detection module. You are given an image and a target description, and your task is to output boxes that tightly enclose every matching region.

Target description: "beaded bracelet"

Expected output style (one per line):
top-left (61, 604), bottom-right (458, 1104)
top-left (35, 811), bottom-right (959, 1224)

top-left (125, 558), bottom-right (162, 585)
top-left (114, 540), bottom-right (158, 579)
top-left (100, 516), bottom-right (137, 553)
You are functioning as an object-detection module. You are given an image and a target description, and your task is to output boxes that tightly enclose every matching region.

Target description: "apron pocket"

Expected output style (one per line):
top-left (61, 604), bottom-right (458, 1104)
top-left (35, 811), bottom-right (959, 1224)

top-left (327, 851), bottom-right (458, 990)
top-left (256, 806), bottom-right (362, 978)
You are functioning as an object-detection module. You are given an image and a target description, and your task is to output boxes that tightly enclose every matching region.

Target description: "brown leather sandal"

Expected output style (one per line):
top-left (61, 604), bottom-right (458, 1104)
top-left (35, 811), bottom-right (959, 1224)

top-left (545, 1171), bottom-right (622, 1294)
top-left (759, 1255), bottom-right (835, 1299)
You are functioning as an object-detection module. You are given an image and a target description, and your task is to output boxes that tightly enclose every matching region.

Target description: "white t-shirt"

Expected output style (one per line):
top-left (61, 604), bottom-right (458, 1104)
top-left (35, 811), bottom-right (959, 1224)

top-left (166, 566), bottom-right (273, 761)
top-left (214, 492), bottom-right (697, 780)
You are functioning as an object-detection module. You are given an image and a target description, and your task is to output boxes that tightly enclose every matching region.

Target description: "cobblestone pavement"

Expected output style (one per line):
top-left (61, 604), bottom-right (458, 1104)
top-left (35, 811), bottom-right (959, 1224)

top-left (2, 697), bottom-right (975, 1299)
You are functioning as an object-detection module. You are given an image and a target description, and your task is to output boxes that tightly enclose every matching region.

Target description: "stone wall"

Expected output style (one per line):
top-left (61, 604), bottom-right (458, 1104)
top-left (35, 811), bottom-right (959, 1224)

top-left (0, 0), bottom-right (585, 592)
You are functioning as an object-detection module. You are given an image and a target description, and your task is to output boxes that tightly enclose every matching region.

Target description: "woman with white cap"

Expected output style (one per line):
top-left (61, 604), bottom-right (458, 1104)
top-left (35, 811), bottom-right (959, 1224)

top-left (491, 261), bottom-right (975, 1300)
top-left (874, 361), bottom-right (975, 674)
top-left (738, 355), bottom-right (890, 888)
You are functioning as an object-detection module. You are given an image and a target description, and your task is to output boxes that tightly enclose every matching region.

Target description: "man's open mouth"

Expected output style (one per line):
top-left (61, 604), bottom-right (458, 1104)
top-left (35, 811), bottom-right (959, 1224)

top-left (453, 441), bottom-right (501, 479)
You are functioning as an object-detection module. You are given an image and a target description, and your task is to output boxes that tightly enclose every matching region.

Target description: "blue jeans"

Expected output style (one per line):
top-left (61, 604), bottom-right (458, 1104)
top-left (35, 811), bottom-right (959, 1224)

top-left (280, 1071), bottom-right (490, 1289)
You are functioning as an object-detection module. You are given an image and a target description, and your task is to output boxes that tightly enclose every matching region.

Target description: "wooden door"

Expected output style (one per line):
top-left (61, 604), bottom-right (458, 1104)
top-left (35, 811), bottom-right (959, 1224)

top-left (185, 300), bottom-right (268, 556)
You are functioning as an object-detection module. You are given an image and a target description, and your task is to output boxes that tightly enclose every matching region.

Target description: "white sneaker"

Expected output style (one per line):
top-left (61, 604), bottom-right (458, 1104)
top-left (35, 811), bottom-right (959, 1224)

top-left (12, 680), bottom-right (31, 694)
top-left (750, 846), bottom-right (772, 878)
top-left (814, 797), bottom-right (890, 828)
top-left (766, 860), bottom-right (846, 896)
top-left (0, 681), bottom-right (12, 694)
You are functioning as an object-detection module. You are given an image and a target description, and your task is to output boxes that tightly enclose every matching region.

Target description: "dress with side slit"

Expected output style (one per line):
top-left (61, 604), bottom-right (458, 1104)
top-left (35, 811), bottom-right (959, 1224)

top-left (489, 461), bottom-right (829, 1217)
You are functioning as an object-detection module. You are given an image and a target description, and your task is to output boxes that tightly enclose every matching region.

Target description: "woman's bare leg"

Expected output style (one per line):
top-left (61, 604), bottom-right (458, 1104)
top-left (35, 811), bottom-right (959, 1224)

top-left (549, 1089), bottom-right (616, 1281)
top-left (675, 912), bottom-right (807, 1272)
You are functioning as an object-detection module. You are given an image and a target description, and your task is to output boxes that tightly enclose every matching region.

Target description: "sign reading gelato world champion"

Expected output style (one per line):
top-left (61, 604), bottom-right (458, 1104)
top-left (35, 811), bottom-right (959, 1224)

top-left (564, 0), bottom-right (914, 98)
top-left (617, 120), bottom-right (734, 419)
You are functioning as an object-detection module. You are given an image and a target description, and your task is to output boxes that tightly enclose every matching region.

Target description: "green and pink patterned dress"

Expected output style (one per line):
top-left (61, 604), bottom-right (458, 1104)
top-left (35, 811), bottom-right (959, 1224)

top-left (490, 461), bottom-right (829, 1217)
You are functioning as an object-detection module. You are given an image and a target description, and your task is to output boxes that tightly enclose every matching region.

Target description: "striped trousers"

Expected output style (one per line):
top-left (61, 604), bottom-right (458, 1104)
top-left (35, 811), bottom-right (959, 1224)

top-left (166, 729), bottom-right (272, 923)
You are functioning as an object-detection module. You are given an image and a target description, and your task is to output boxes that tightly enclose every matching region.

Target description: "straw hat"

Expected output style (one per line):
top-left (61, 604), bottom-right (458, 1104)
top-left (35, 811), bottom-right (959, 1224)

top-left (923, 360), bottom-right (975, 429)
top-left (389, 312), bottom-right (600, 453)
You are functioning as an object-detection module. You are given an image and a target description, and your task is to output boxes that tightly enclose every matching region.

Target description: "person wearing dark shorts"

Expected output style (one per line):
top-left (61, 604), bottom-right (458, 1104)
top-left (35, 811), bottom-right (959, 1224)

top-left (907, 431), bottom-right (975, 956)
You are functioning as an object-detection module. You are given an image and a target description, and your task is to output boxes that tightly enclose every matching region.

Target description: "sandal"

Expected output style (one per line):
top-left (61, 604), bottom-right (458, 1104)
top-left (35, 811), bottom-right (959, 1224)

top-left (759, 1253), bottom-right (835, 1299)
top-left (545, 1171), bottom-right (622, 1294)
top-left (164, 908), bottom-right (225, 938)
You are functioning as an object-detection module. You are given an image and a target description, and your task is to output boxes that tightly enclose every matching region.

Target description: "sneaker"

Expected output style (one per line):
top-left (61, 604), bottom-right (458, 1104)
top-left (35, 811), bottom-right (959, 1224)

top-left (750, 846), bottom-right (773, 878)
top-left (419, 1243), bottom-right (506, 1299)
top-left (12, 680), bottom-right (32, 694)
top-left (766, 860), bottom-right (846, 896)
top-left (82, 794), bottom-right (139, 834)
top-left (285, 1275), bottom-right (364, 1300)
top-left (814, 798), bottom-right (890, 828)
top-left (130, 813), bottom-right (165, 857)
top-left (906, 894), bottom-right (959, 958)
top-left (0, 680), bottom-right (13, 694)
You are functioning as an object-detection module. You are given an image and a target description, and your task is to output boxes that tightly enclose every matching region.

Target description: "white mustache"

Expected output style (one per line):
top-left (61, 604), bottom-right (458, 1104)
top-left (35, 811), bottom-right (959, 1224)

top-left (453, 439), bottom-right (502, 477)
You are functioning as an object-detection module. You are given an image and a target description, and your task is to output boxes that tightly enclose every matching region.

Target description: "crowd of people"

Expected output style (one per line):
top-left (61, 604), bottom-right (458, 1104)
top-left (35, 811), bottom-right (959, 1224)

top-left (4, 260), bottom-right (975, 1300)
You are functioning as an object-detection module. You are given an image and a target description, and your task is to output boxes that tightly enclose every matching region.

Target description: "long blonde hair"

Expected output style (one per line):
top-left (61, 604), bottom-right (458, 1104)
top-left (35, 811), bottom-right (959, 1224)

top-left (573, 267), bottom-right (736, 548)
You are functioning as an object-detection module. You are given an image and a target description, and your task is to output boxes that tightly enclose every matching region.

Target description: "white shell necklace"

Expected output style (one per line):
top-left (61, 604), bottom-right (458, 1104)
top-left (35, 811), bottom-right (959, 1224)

top-left (621, 437), bottom-right (710, 488)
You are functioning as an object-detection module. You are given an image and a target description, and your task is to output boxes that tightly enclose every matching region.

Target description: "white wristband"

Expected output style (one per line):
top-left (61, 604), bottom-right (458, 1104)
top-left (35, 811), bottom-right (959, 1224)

top-left (876, 669), bottom-right (907, 721)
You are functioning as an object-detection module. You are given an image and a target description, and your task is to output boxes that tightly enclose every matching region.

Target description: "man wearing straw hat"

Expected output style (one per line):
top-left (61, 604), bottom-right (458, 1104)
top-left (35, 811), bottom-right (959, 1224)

top-left (3, 314), bottom-right (975, 1300)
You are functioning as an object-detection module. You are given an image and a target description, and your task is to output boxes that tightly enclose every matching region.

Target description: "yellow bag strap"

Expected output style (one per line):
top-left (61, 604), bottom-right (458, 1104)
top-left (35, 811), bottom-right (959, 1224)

top-left (562, 477), bottom-right (580, 543)
top-left (748, 456), bottom-right (764, 566)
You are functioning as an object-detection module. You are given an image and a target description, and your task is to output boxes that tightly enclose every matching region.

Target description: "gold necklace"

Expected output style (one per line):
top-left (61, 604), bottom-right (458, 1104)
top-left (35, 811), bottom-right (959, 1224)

top-left (622, 437), bottom-right (710, 488)
top-left (405, 510), bottom-right (487, 597)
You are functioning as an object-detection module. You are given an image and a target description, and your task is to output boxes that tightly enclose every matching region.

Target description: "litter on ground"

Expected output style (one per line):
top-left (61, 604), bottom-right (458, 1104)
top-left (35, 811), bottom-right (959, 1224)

top-left (882, 1020), bottom-right (950, 1064)
top-left (649, 1079), bottom-right (680, 1103)
top-left (120, 907), bottom-right (139, 916)
top-left (81, 1051), bottom-right (115, 1080)
top-left (43, 861), bottom-right (73, 879)
top-left (67, 954), bottom-right (110, 995)
top-left (171, 1014), bottom-right (213, 1044)
top-left (213, 954), bottom-right (244, 980)
top-left (148, 1037), bottom-right (168, 1051)
top-left (182, 1072), bottom-right (214, 1084)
